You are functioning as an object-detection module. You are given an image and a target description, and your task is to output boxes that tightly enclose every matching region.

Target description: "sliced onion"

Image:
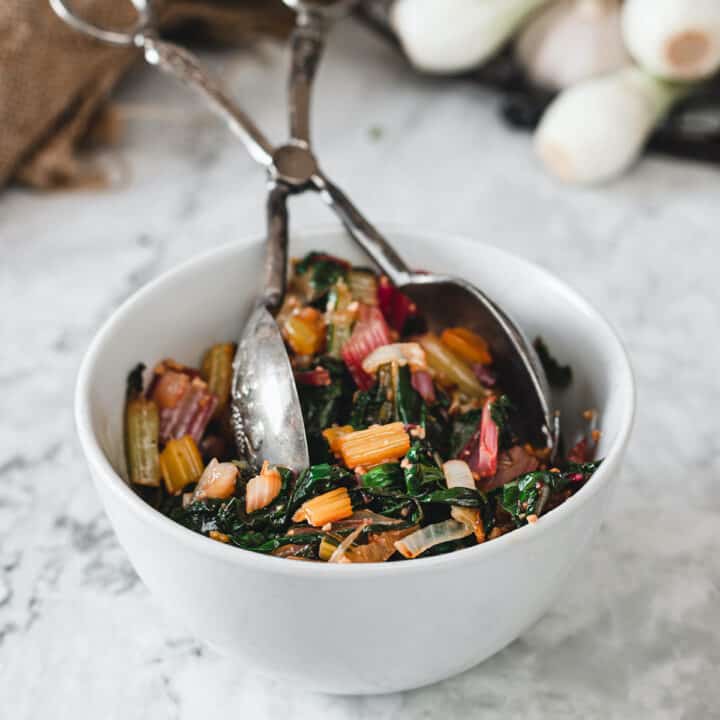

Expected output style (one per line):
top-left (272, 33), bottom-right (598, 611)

top-left (192, 458), bottom-right (238, 502)
top-left (442, 459), bottom-right (476, 490)
top-left (245, 462), bottom-right (282, 514)
top-left (345, 526), bottom-right (419, 563)
top-left (328, 524), bottom-right (365, 563)
top-left (329, 510), bottom-right (404, 531)
top-left (361, 342), bottom-right (427, 375)
top-left (411, 370), bottom-right (436, 404)
top-left (443, 459), bottom-right (484, 540)
top-left (394, 520), bottom-right (472, 559)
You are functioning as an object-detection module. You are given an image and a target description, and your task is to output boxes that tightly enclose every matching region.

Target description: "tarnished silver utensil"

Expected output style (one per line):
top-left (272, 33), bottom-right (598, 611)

top-left (50, 0), bottom-right (556, 465)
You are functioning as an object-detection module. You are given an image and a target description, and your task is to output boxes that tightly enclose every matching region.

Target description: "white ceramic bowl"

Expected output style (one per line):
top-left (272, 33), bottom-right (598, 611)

top-left (76, 228), bottom-right (634, 695)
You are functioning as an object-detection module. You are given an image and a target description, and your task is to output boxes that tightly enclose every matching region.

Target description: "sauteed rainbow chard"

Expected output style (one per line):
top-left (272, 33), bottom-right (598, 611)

top-left (124, 251), bottom-right (602, 562)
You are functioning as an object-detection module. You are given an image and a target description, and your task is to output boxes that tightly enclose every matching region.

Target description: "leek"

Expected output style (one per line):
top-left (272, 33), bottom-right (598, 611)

top-left (623, 0), bottom-right (720, 81)
top-left (534, 67), bottom-right (691, 184)
top-left (391, 0), bottom-right (551, 74)
top-left (516, 0), bottom-right (630, 90)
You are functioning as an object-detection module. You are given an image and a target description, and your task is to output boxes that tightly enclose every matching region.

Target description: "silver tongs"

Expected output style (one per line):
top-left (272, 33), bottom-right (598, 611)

top-left (50, 0), bottom-right (401, 311)
top-left (51, 0), bottom-right (556, 468)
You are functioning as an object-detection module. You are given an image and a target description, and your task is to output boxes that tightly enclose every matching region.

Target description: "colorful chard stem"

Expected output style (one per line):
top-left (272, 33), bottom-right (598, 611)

top-left (348, 269), bottom-right (379, 306)
top-left (378, 275), bottom-right (417, 332)
top-left (124, 365), bottom-right (161, 487)
top-left (440, 327), bottom-right (493, 365)
top-left (418, 333), bottom-right (484, 397)
top-left (283, 307), bottom-right (326, 357)
top-left (337, 422), bottom-right (411, 469)
top-left (411, 370), bottom-right (436, 404)
top-left (150, 362), bottom-right (218, 445)
top-left (326, 279), bottom-right (356, 358)
top-left (159, 436), bottom-right (204, 495)
top-left (200, 343), bottom-right (235, 415)
top-left (459, 396), bottom-right (500, 479)
top-left (341, 304), bottom-right (392, 389)
top-left (157, 377), bottom-right (218, 445)
top-left (293, 487), bottom-right (354, 526)
top-left (294, 366), bottom-right (332, 387)
top-left (318, 535), bottom-right (340, 561)
top-left (322, 425), bottom-right (354, 456)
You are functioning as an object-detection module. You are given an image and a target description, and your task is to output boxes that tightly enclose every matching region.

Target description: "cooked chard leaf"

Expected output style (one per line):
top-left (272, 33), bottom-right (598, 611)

top-left (423, 402), bottom-right (450, 458)
top-left (349, 364), bottom-right (395, 428)
top-left (418, 535), bottom-right (475, 557)
top-left (565, 460), bottom-right (603, 478)
top-left (395, 364), bottom-right (424, 426)
top-left (242, 532), bottom-right (324, 554)
top-left (449, 409), bottom-right (482, 458)
top-left (416, 487), bottom-right (487, 507)
top-left (490, 394), bottom-right (515, 450)
top-left (168, 497), bottom-right (224, 534)
top-left (403, 441), bottom-right (444, 495)
top-left (288, 463), bottom-right (354, 518)
top-left (501, 461), bottom-right (602, 525)
top-left (297, 357), bottom-right (354, 462)
top-left (490, 394), bottom-right (513, 431)
top-left (126, 362), bottom-right (145, 398)
top-left (500, 473), bottom-right (545, 525)
top-left (361, 463), bottom-right (405, 490)
top-left (294, 252), bottom-right (349, 298)
top-left (358, 487), bottom-right (424, 524)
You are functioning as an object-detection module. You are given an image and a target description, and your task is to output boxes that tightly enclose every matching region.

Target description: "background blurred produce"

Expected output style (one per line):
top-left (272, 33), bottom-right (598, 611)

top-left (364, 0), bottom-right (720, 184)
top-left (1, 0), bottom-right (718, 190)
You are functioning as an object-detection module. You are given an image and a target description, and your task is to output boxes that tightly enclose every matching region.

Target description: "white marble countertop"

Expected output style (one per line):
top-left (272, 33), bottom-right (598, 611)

top-left (2, 21), bottom-right (719, 719)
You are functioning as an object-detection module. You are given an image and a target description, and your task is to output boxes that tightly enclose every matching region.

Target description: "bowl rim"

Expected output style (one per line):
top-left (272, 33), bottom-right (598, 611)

top-left (75, 226), bottom-right (635, 578)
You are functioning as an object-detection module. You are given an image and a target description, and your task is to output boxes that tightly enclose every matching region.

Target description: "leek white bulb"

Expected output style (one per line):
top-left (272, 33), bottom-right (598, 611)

top-left (534, 67), bottom-right (688, 184)
top-left (622, 0), bottom-right (720, 81)
top-left (516, 0), bottom-right (630, 90)
top-left (390, 0), bottom-right (551, 74)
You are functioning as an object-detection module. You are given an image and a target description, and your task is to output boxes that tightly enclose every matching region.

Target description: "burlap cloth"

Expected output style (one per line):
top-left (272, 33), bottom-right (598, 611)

top-left (0, 1), bottom-right (292, 189)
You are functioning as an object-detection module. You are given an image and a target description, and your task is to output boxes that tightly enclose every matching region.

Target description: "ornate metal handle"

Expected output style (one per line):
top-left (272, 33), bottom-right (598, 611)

top-left (264, 183), bottom-right (291, 311)
top-left (288, 13), bottom-right (328, 145)
top-left (49, 0), bottom-right (153, 46)
top-left (49, 0), bottom-right (274, 167)
top-left (313, 172), bottom-right (411, 285)
top-left (285, 1), bottom-right (357, 145)
top-left (141, 37), bottom-right (275, 167)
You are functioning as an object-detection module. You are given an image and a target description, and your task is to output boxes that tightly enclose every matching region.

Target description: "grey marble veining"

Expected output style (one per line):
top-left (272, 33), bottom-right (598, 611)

top-left (1, 22), bottom-right (719, 720)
